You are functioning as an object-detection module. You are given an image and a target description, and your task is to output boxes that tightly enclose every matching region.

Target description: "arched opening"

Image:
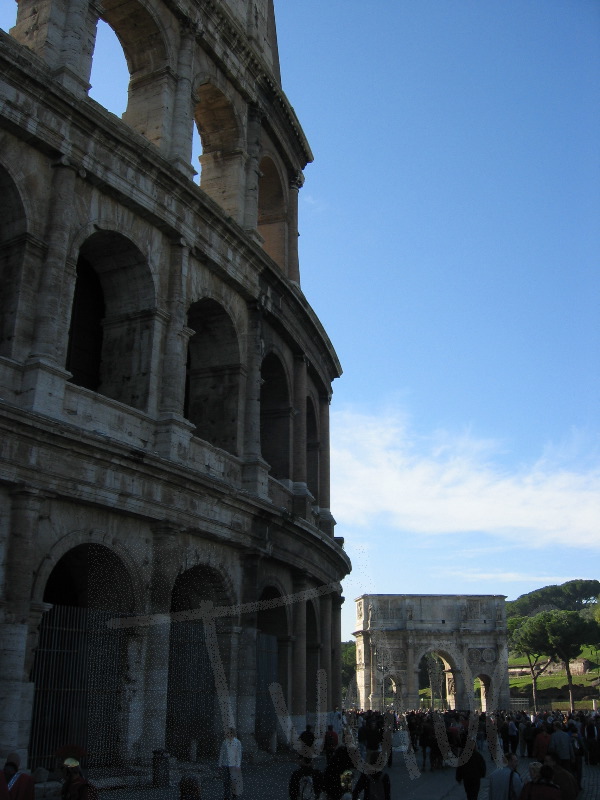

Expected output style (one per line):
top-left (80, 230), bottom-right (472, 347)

top-left (184, 298), bottom-right (241, 454)
top-left (258, 157), bottom-right (287, 268)
top-left (474, 673), bottom-right (492, 712)
top-left (255, 586), bottom-right (289, 752)
top-left (418, 651), bottom-right (457, 710)
top-left (166, 565), bottom-right (232, 760)
top-left (96, 0), bottom-right (170, 148)
top-left (306, 397), bottom-right (319, 502)
top-left (194, 83), bottom-right (243, 214)
top-left (29, 544), bottom-right (134, 770)
top-left (66, 231), bottom-right (155, 410)
top-left (306, 601), bottom-right (319, 718)
top-left (0, 166), bottom-right (27, 357)
top-left (89, 20), bottom-right (128, 116)
top-left (260, 353), bottom-right (291, 481)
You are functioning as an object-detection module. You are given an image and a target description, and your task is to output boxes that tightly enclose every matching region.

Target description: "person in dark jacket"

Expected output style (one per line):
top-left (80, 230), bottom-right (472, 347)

top-left (456, 742), bottom-right (487, 800)
top-left (352, 754), bottom-right (390, 800)
top-left (517, 765), bottom-right (561, 800)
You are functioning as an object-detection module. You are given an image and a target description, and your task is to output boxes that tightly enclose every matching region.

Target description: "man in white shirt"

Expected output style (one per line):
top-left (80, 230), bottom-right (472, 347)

top-left (218, 727), bottom-right (242, 800)
top-left (488, 753), bottom-right (523, 800)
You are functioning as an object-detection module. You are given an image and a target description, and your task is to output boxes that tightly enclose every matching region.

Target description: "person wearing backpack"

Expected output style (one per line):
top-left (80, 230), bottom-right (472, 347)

top-left (289, 757), bottom-right (322, 800)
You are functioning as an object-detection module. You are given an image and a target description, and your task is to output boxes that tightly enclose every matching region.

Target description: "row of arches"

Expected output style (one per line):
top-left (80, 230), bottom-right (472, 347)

top-left (0, 166), bottom-right (325, 500)
top-left (5, 0), bottom-right (298, 271)
top-left (28, 542), bottom-right (330, 768)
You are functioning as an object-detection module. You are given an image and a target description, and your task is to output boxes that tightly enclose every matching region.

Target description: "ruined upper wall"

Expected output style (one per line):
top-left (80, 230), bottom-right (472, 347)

top-left (215, 0), bottom-right (281, 84)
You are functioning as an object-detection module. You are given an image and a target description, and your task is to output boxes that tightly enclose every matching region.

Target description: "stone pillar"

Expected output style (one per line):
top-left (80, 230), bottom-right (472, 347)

top-left (291, 572), bottom-right (307, 730)
top-left (236, 554), bottom-right (259, 755)
top-left (331, 594), bottom-right (343, 710)
top-left (53, 0), bottom-right (98, 95)
top-left (243, 105), bottom-right (263, 236)
top-left (155, 240), bottom-right (195, 459)
top-left (406, 637), bottom-right (419, 709)
top-left (227, 626), bottom-right (242, 726)
top-left (279, 635), bottom-right (294, 747)
top-left (141, 524), bottom-right (180, 752)
top-left (319, 595), bottom-right (332, 711)
top-left (21, 158), bottom-right (77, 413)
top-left (170, 24), bottom-right (196, 178)
top-left (357, 633), bottom-right (372, 711)
top-left (242, 303), bottom-right (269, 497)
top-left (292, 355), bottom-right (312, 517)
top-left (0, 488), bottom-right (44, 763)
top-left (287, 172), bottom-right (303, 284)
top-left (318, 393), bottom-right (334, 536)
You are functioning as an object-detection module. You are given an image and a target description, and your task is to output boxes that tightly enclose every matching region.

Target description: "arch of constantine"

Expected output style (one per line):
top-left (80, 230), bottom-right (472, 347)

top-left (354, 594), bottom-right (510, 712)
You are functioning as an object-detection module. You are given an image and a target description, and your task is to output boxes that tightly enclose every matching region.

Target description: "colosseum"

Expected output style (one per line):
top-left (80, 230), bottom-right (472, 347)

top-left (0, 0), bottom-right (350, 769)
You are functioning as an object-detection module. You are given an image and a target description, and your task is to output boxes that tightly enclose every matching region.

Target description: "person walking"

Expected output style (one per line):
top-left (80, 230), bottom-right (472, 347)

top-left (488, 753), bottom-right (523, 800)
top-left (456, 742), bottom-right (486, 800)
top-left (218, 728), bottom-right (242, 800)
top-left (3, 754), bottom-right (34, 800)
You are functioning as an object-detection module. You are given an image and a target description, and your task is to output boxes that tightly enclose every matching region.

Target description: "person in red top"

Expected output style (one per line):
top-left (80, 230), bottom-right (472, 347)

top-left (532, 726), bottom-right (552, 762)
top-left (323, 726), bottom-right (339, 764)
top-left (3, 754), bottom-right (34, 800)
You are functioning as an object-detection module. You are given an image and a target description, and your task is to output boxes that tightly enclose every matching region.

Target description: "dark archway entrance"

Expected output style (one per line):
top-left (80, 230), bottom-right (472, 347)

top-left (29, 544), bottom-right (134, 770)
top-left (166, 566), bottom-right (231, 760)
top-left (255, 587), bottom-right (289, 751)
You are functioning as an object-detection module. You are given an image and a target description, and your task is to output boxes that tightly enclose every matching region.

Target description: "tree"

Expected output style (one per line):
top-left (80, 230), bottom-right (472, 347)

top-left (509, 614), bottom-right (554, 712)
top-left (341, 641), bottom-right (356, 699)
top-left (541, 611), bottom-right (600, 712)
top-left (506, 579), bottom-right (600, 618)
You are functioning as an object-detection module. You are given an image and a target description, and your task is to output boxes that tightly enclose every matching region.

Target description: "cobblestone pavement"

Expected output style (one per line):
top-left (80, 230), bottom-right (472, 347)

top-left (95, 750), bottom-right (600, 800)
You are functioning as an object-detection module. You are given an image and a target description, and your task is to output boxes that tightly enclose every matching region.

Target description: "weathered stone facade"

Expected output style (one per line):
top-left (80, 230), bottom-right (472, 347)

top-left (354, 595), bottom-right (510, 711)
top-left (0, 0), bottom-right (350, 769)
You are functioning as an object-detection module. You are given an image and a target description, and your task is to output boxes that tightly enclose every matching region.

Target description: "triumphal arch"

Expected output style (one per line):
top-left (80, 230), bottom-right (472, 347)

top-left (354, 594), bottom-right (510, 711)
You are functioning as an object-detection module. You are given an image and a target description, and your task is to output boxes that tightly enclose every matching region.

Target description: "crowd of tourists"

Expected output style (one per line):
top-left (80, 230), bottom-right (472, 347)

top-left (288, 707), bottom-right (600, 800)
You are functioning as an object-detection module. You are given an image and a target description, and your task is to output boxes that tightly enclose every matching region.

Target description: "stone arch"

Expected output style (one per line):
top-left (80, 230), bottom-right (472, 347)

top-left (0, 163), bottom-right (28, 357)
top-left (29, 542), bottom-right (137, 769)
top-left (260, 352), bottom-right (292, 481)
top-left (306, 395), bottom-right (319, 502)
top-left (258, 155), bottom-right (287, 268)
top-left (66, 229), bottom-right (156, 410)
top-left (31, 528), bottom-right (145, 613)
top-left (416, 646), bottom-right (461, 710)
top-left (184, 297), bottom-right (242, 454)
top-left (166, 563), bottom-right (234, 760)
top-left (473, 672), bottom-right (492, 712)
top-left (255, 584), bottom-right (291, 751)
top-left (96, 0), bottom-right (173, 148)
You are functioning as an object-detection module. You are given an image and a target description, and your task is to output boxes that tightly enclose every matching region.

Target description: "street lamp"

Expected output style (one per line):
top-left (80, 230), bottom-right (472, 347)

top-left (374, 642), bottom-right (391, 712)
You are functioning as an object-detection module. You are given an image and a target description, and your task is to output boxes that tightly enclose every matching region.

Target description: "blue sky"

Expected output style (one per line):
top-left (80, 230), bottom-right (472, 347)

top-left (2, 1), bottom-right (599, 641)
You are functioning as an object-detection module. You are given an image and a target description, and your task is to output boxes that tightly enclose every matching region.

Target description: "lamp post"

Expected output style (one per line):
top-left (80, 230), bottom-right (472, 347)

top-left (374, 640), bottom-right (391, 712)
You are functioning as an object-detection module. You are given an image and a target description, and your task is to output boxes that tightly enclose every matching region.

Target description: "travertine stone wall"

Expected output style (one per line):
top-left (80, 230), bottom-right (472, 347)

top-left (0, 0), bottom-right (349, 768)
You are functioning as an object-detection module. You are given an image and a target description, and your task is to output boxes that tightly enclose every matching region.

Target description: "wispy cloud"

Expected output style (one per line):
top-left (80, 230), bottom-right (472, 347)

top-left (331, 408), bottom-right (600, 549)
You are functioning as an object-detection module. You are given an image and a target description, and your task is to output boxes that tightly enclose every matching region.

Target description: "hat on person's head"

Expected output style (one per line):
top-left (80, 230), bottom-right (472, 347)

top-left (4, 752), bottom-right (20, 769)
top-left (63, 758), bottom-right (80, 768)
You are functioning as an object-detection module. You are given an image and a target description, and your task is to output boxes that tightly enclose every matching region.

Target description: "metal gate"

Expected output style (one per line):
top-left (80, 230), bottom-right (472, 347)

top-left (29, 605), bottom-right (126, 770)
top-left (165, 619), bottom-right (218, 760)
top-left (255, 632), bottom-right (278, 750)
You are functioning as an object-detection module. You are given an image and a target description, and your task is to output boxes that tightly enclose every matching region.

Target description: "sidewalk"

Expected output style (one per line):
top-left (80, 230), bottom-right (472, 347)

top-left (89, 750), bottom-right (600, 800)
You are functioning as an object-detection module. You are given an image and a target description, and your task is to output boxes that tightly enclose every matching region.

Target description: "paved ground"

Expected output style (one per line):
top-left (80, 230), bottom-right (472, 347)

top-left (96, 748), bottom-right (600, 800)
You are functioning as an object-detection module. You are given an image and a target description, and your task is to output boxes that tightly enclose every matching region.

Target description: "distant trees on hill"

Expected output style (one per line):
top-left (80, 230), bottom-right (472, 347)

top-left (507, 579), bottom-right (600, 712)
top-left (506, 579), bottom-right (600, 618)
